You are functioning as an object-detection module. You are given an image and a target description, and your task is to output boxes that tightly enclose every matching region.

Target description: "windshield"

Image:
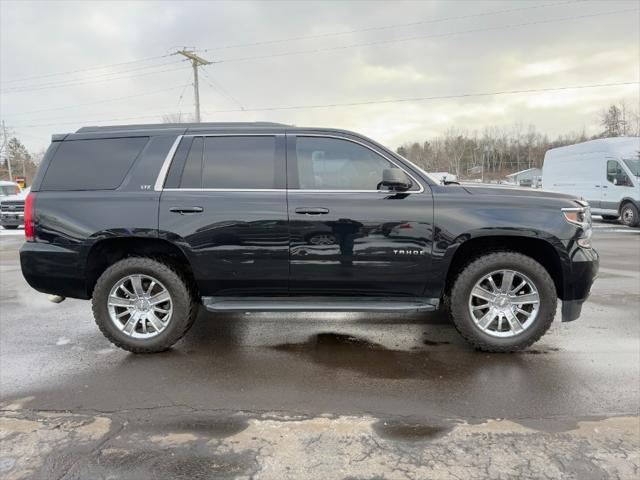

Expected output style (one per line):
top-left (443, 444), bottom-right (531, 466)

top-left (623, 158), bottom-right (640, 177)
top-left (0, 185), bottom-right (18, 196)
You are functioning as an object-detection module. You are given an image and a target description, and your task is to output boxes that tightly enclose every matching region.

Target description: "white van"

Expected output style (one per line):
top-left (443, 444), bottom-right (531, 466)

top-left (543, 137), bottom-right (640, 227)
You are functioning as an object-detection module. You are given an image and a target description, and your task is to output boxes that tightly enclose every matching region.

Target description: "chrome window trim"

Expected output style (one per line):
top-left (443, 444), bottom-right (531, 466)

top-left (154, 132), bottom-right (425, 194)
top-left (163, 188), bottom-right (284, 193)
top-left (181, 133), bottom-right (282, 138)
top-left (154, 135), bottom-right (184, 191)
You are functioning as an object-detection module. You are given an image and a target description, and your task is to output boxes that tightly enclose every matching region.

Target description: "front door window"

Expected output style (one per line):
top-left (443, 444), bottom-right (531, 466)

top-left (606, 160), bottom-right (633, 187)
top-left (294, 136), bottom-right (416, 191)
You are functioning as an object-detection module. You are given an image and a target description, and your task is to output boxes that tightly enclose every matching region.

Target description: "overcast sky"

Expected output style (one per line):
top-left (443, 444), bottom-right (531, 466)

top-left (0, 0), bottom-right (638, 153)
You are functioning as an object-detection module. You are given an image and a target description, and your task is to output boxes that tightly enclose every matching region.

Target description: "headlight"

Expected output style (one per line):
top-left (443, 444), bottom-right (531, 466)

top-left (562, 208), bottom-right (587, 226)
top-left (562, 203), bottom-right (592, 248)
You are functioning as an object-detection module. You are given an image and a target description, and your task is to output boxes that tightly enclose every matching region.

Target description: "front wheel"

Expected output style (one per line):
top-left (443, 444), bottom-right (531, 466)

top-left (620, 203), bottom-right (640, 228)
top-left (92, 257), bottom-right (197, 353)
top-left (449, 252), bottom-right (557, 352)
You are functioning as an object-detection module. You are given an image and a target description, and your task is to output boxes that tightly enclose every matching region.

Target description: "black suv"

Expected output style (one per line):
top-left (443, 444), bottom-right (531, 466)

top-left (20, 122), bottom-right (598, 353)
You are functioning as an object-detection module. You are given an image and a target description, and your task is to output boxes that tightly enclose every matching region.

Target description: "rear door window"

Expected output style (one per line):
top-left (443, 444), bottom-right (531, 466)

top-left (40, 137), bottom-right (148, 191)
top-left (180, 137), bottom-right (204, 188)
top-left (202, 136), bottom-right (278, 189)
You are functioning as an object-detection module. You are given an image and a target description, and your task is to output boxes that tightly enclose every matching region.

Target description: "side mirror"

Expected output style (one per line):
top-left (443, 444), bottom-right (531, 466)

top-left (378, 168), bottom-right (412, 191)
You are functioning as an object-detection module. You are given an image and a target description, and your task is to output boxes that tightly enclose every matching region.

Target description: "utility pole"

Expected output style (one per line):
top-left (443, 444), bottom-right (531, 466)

top-left (174, 49), bottom-right (211, 123)
top-left (1, 121), bottom-right (12, 181)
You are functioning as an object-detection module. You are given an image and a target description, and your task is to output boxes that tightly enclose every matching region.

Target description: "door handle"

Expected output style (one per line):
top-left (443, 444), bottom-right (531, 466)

top-left (295, 207), bottom-right (329, 215)
top-left (602, 185), bottom-right (608, 189)
top-left (169, 206), bottom-right (204, 214)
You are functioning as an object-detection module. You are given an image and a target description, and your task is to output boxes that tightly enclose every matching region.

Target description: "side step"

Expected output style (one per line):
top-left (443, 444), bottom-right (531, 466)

top-left (201, 296), bottom-right (438, 313)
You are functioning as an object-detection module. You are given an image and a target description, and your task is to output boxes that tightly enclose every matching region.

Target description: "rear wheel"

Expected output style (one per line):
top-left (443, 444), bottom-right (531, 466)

top-left (449, 252), bottom-right (557, 352)
top-left (620, 202), bottom-right (640, 227)
top-left (92, 257), bottom-right (197, 353)
top-left (2, 225), bottom-right (19, 229)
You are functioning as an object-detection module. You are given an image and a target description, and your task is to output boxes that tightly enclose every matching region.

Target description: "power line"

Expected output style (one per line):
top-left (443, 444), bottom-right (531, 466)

top-left (200, 68), bottom-right (245, 111)
top-left (0, 64), bottom-right (187, 94)
top-left (3, 84), bottom-right (191, 118)
top-left (1, 59), bottom-right (182, 91)
top-left (203, 0), bottom-right (581, 53)
top-left (0, 60), bottom-right (186, 94)
top-left (0, 54), bottom-right (171, 85)
top-left (200, 81), bottom-right (639, 113)
top-left (0, 1), bottom-right (579, 86)
top-left (176, 74), bottom-right (192, 108)
top-left (10, 80), bottom-right (637, 129)
top-left (213, 7), bottom-right (638, 64)
top-left (10, 111), bottom-right (185, 129)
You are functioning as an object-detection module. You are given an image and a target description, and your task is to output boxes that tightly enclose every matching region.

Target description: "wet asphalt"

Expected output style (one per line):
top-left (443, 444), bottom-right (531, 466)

top-left (0, 223), bottom-right (639, 479)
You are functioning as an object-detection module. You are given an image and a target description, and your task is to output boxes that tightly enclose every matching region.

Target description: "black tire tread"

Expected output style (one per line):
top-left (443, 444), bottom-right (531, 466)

top-left (620, 202), bottom-right (640, 228)
top-left (449, 251), bottom-right (557, 353)
top-left (92, 256), bottom-right (197, 353)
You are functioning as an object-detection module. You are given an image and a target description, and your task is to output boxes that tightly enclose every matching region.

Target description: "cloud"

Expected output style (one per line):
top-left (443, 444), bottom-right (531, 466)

top-left (0, 0), bottom-right (637, 154)
top-left (516, 58), bottom-right (575, 78)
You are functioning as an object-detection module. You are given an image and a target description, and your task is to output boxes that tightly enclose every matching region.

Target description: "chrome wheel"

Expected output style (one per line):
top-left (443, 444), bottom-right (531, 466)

top-left (468, 269), bottom-right (540, 338)
top-left (107, 274), bottom-right (173, 339)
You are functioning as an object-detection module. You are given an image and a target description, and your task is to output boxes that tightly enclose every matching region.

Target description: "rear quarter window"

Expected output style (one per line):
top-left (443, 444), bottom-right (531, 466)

top-left (40, 137), bottom-right (148, 191)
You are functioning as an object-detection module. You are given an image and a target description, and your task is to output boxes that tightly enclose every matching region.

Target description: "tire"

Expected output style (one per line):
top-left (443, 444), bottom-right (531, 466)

top-left (2, 225), bottom-right (19, 230)
top-left (601, 215), bottom-right (619, 221)
top-left (92, 257), bottom-right (197, 353)
top-left (620, 202), bottom-right (640, 228)
top-left (449, 252), bottom-right (557, 352)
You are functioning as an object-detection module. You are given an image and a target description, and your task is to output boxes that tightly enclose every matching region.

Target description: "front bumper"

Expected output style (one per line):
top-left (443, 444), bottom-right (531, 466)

top-left (1, 213), bottom-right (23, 227)
top-left (560, 245), bottom-right (599, 322)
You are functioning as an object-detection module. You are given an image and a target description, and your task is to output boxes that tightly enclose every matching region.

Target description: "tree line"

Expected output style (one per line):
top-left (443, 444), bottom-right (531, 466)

top-left (1, 102), bottom-right (638, 184)
top-left (396, 102), bottom-right (639, 181)
top-left (0, 135), bottom-right (40, 183)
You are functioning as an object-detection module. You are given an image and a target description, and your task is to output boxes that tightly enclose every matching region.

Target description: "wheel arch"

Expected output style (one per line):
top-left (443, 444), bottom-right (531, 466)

top-left (443, 235), bottom-right (564, 300)
top-left (85, 237), bottom-right (198, 298)
top-left (619, 197), bottom-right (639, 212)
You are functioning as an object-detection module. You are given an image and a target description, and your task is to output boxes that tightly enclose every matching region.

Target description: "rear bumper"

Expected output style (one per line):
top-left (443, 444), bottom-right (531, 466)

top-left (20, 241), bottom-right (89, 299)
top-left (560, 245), bottom-right (599, 322)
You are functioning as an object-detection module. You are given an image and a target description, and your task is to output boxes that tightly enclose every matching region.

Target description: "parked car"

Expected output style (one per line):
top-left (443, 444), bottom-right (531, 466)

top-left (20, 123), bottom-right (598, 353)
top-left (0, 186), bottom-right (29, 229)
top-left (543, 137), bottom-right (640, 227)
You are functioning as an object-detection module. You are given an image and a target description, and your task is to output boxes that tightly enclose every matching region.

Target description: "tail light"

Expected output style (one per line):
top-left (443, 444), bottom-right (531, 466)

top-left (24, 192), bottom-right (35, 241)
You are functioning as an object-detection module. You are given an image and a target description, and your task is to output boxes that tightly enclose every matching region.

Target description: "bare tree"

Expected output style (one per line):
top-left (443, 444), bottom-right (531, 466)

top-left (600, 103), bottom-right (628, 137)
top-left (162, 112), bottom-right (192, 124)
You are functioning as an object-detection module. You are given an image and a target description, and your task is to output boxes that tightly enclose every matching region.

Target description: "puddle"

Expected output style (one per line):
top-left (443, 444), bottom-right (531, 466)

top-left (372, 418), bottom-right (453, 442)
top-left (276, 332), bottom-right (385, 351)
top-left (78, 449), bottom-right (254, 480)
top-left (519, 347), bottom-right (561, 355)
top-left (273, 332), bottom-right (452, 380)
top-left (133, 415), bottom-right (249, 439)
top-left (422, 339), bottom-right (451, 346)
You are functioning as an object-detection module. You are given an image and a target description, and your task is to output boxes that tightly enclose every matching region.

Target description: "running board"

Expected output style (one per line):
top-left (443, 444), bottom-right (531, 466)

top-left (201, 296), bottom-right (438, 313)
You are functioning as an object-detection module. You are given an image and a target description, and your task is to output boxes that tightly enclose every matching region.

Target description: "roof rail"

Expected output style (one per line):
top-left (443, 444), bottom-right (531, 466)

top-left (76, 122), bottom-right (290, 133)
